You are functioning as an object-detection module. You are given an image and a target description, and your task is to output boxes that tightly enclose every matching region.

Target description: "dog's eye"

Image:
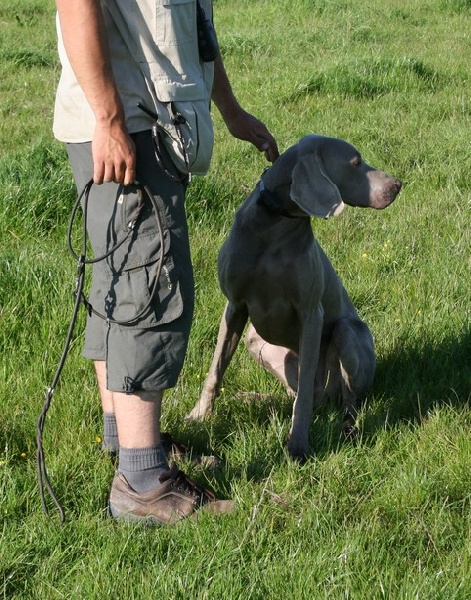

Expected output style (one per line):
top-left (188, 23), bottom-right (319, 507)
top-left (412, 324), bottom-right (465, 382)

top-left (350, 155), bottom-right (361, 167)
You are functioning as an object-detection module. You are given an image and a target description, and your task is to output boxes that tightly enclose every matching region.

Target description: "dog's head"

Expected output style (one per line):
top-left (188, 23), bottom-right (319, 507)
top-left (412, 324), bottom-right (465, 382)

top-left (289, 134), bottom-right (402, 218)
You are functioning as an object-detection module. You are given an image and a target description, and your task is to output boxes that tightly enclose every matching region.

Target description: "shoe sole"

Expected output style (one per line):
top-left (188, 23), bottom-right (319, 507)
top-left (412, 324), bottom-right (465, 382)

top-left (108, 503), bottom-right (167, 526)
top-left (108, 499), bottom-right (235, 526)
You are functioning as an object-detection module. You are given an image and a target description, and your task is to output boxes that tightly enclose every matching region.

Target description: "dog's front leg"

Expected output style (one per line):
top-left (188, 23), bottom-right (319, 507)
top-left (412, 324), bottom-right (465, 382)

top-left (187, 301), bottom-right (248, 420)
top-left (287, 304), bottom-right (324, 460)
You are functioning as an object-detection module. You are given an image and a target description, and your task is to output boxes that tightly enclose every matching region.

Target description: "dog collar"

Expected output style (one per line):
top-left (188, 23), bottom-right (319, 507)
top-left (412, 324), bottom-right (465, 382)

top-left (257, 180), bottom-right (307, 219)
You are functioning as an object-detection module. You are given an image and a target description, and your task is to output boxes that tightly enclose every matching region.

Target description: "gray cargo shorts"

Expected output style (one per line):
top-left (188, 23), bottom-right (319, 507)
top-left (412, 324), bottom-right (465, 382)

top-left (67, 130), bottom-right (194, 393)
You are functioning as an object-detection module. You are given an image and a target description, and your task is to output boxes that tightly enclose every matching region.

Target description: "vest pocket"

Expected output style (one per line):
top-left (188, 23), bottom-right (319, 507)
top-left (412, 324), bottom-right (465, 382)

top-left (153, 0), bottom-right (196, 47)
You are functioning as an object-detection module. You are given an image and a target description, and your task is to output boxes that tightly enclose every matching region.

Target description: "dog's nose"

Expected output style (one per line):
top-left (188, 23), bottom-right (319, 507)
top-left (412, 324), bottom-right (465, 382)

top-left (393, 179), bottom-right (402, 193)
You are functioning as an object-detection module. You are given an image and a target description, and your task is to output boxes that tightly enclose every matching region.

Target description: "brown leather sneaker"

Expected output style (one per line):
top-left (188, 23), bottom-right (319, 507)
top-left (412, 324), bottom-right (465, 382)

top-left (108, 463), bottom-right (234, 525)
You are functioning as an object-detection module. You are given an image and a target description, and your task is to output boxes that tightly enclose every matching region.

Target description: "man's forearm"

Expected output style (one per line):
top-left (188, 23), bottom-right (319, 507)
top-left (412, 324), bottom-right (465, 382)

top-left (56, 0), bottom-right (136, 184)
top-left (211, 54), bottom-right (279, 162)
top-left (56, 0), bottom-right (125, 127)
top-left (211, 55), bottom-right (241, 121)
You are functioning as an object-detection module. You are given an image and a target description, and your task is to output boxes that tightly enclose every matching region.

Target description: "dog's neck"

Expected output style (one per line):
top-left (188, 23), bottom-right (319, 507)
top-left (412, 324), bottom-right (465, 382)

top-left (258, 147), bottom-right (308, 219)
top-left (257, 180), bottom-right (307, 220)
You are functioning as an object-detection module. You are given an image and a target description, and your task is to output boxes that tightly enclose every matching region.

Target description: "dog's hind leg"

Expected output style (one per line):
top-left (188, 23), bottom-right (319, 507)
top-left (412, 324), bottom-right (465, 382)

top-left (188, 301), bottom-right (249, 420)
top-left (244, 324), bottom-right (298, 397)
top-left (331, 319), bottom-right (376, 437)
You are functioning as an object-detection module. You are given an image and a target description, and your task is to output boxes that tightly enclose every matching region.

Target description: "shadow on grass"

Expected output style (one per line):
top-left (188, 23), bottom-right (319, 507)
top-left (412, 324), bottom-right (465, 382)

top-left (370, 325), bottom-right (471, 424)
top-left (176, 326), bottom-right (470, 483)
top-left (2, 329), bottom-right (467, 522)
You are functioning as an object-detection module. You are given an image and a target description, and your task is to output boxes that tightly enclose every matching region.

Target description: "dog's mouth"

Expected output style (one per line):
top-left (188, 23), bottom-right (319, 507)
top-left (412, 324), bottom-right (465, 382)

top-left (338, 176), bottom-right (402, 211)
top-left (371, 195), bottom-right (396, 210)
top-left (342, 196), bottom-right (391, 210)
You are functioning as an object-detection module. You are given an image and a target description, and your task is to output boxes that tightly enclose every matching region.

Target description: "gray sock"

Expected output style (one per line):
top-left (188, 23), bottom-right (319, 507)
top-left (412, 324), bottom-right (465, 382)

top-left (118, 445), bottom-right (169, 493)
top-left (103, 413), bottom-right (119, 454)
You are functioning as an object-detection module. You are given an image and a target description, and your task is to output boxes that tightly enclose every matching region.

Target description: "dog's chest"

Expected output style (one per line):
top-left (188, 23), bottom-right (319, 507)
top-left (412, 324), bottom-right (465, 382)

top-left (226, 234), bottom-right (317, 293)
top-left (222, 234), bottom-right (322, 338)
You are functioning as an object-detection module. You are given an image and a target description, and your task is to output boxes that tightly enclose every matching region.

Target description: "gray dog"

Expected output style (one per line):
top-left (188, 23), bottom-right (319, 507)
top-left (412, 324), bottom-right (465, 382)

top-left (188, 134), bottom-right (402, 459)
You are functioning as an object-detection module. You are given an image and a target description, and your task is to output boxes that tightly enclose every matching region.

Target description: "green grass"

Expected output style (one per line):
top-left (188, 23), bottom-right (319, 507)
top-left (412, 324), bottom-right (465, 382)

top-left (1, 0), bottom-right (470, 597)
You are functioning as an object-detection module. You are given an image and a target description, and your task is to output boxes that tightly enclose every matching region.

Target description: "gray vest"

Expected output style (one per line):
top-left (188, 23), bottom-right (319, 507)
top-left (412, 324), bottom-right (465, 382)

top-left (53, 0), bottom-right (215, 175)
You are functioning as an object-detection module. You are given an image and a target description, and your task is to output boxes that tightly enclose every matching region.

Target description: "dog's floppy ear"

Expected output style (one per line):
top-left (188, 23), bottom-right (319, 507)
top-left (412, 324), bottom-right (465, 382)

top-left (290, 146), bottom-right (345, 218)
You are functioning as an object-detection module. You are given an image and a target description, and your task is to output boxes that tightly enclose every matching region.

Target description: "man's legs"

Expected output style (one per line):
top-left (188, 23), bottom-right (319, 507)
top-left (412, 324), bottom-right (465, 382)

top-left (104, 359), bottom-right (234, 523)
top-left (67, 134), bottom-right (233, 523)
top-left (95, 362), bottom-right (118, 454)
top-left (95, 360), bottom-right (169, 493)
top-left (95, 360), bottom-right (162, 446)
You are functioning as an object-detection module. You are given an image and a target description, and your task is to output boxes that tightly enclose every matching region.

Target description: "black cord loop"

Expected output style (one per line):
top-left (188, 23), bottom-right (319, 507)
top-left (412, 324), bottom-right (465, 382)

top-left (37, 179), bottom-right (165, 522)
top-left (67, 181), bottom-right (165, 326)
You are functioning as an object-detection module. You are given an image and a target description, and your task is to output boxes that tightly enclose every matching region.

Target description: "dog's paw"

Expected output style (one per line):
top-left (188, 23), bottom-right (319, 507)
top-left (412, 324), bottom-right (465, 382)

top-left (186, 391), bottom-right (216, 421)
top-left (186, 406), bottom-right (212, 421)
top-left (286, 436), bottom-right (310, 462)
top-left (342, 412), bottom-right (359, 440)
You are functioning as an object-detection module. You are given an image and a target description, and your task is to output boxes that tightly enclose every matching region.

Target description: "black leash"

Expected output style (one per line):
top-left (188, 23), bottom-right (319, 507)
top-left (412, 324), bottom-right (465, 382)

top-left (37, 179), bottom-right (164, 523)
top-left (36, 260), bottom-right (84, 523)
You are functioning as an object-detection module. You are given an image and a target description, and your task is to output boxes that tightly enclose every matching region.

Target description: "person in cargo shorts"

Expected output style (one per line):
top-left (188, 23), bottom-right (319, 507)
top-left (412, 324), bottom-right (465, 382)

top-left (53, 0), bottom-right (278, 524)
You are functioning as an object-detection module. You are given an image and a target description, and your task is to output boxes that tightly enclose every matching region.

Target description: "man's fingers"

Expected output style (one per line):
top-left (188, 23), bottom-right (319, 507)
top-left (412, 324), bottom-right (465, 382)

top-left (91, 129), bottom-right (136, 185)
top-left (92, 162), bottom-right (135, 186)
top-left (103, 165), bottom-right (115, 183)
top-left (123, 166), bottom-right (136, 186)
top-left (92, 161), bottom-right (114, 184)
top-left (259, 138), bottom-right (279, 163)
top-left (93, 164), bottom-right (105, 185)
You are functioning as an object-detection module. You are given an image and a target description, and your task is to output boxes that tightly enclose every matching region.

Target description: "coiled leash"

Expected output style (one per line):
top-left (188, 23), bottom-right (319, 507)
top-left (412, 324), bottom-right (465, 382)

top-left (37, 179), bottom-right (166, 523)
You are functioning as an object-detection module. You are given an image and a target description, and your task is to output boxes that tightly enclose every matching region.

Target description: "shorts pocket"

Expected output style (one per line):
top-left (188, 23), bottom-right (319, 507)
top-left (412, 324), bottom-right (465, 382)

top-left (103, 186), bottom-right (184, 328)
top-left (106, 254), bottom-right (183, 328)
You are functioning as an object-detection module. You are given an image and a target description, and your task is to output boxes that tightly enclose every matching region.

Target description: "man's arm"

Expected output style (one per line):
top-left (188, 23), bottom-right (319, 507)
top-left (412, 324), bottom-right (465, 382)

top-left (56, 0), bottom-right (136, 185)
top-left (212, 55), bottom-right (279, 163)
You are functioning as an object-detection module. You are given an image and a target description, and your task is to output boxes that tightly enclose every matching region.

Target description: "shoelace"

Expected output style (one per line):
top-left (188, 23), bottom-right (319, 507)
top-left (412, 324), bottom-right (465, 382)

top-left (159, 464), bottom-right (215, 504)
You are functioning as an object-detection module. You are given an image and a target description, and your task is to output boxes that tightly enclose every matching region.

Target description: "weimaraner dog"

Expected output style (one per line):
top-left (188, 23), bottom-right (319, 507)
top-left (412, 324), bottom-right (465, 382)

top-left (188, 134), bottom-right (402, 459)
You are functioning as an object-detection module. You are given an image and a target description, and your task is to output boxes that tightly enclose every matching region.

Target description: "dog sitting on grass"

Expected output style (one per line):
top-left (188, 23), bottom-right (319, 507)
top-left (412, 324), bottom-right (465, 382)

top-left (188, 135), bottom-right (402, 459)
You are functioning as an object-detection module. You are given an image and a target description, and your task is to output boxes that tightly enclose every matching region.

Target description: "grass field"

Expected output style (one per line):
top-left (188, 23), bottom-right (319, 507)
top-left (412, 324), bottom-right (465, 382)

top-left (1, 0), bottom-right (470, 597)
